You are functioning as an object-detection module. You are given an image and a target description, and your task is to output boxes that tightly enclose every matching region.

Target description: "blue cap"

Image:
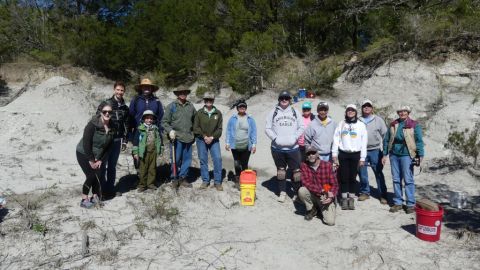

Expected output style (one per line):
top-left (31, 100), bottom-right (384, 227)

top-left (302, 101), bottom-right (312, 110)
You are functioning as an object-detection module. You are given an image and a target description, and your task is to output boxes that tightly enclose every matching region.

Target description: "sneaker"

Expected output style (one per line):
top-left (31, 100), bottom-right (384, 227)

top-left (389, 204), bottom-right (403, 213)
top-left (341, 198), bottom-right (349, 210)
top-left (358, 194), bottom-right (370, 201)
top-left (405, 206), bottom-right (415, 214)
top-left (199, 182), bottom-right (209, 189)
top-left (214, 184), bottom-right (223, 191)
top-left (90, 195), bottom-right (104, 207)
top-left (137, 186), bottom-right (146, 192)
top-left (147, 184), bottom-right (157, 190)
top-left (380, 197), bottom-right (388, 205)
top-left (80, 199), bottom-right (94, 209)
top-left (347, 197), bottom-right (355, 210)
top-left (180, 179), bottom-right (193, 188)
top-left (304, 206), bottom-right (318, 221)
top-left (277, 191), bottom-right (287, 203)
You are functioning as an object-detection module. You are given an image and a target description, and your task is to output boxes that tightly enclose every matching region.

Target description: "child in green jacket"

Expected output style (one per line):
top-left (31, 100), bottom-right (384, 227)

top-left (132, 110), bottom-right (162, 192)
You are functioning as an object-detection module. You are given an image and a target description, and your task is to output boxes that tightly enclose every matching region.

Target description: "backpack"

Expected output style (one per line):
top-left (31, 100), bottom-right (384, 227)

top-left (272, 106), bottom-right (297, 122)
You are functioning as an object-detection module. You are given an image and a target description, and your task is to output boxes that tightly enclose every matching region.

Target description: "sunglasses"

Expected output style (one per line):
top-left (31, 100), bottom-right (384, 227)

top-left (279, 97), bottom-right (291, 101)
top-left (306, 152), bottom-right (317, 156)
top-left (102, 110), bottom-right (112, 115)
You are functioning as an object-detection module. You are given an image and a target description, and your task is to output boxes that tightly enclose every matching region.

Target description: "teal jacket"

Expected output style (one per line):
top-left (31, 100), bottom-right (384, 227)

top-left (132, 123), bottom-right (162, 158)
top-left (383, 118), bottom-right (424, 157)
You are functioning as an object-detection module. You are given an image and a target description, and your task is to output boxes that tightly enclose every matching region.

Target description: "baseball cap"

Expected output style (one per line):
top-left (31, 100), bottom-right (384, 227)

top-left (362, 99), bottom-right (373, 107)
top-left (317, 101), bottom-right (329, 110)
top-left (302, 101), bottom-right (312, 110)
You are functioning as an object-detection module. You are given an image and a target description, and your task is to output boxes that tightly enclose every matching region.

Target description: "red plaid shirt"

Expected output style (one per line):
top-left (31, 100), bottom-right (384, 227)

top-left (300, 161), bottom-right (338, 196)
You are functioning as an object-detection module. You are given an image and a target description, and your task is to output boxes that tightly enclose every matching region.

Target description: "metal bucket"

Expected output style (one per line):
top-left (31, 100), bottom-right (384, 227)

top-left (449, 191), bottom-right (468, 209)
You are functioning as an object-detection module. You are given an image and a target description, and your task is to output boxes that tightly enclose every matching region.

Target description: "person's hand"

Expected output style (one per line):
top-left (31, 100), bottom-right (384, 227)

top-left (359, 160), bottom-right (365, 167)
top-left (332, 158), bottom-right (339, 171)
top-left (251, 146), bottom-right (256, 154)
top-left (327, 191), bottom-right (334, 198)
top-left (89, 160), bottom-right (96, 169)
top-left (169, 130), bottom-right (176, 140)
top-left (94, 160), bottom-right (102, 169)
top-left (134, 154), bottom-right (139, 160)
top-left (225, 145), bottom-right (230, 151)
top-left (321, 197), bottom-right (332, 204)
top-left (382, 156), bottom-right (388, 165)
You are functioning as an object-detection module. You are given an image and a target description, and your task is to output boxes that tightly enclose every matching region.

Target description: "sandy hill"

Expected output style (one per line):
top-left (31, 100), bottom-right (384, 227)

top-left (0, 56), bottom-right (479, 269)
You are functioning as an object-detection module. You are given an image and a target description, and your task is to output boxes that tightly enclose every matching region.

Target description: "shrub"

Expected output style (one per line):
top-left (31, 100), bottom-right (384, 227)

top-left (445, 123), bottom-right (480, 168)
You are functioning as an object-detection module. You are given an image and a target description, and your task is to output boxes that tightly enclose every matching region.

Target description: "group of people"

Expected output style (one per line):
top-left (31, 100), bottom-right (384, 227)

top-left (75, 79), bottom-right (424, 228)
top-left (265, 91), bottom-right (424, 225)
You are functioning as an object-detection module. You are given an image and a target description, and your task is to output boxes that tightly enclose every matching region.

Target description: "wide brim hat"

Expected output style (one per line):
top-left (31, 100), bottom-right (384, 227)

top-left (135, 78), bottom-right (159, 92)
top-left (173, 85), bottom-right (191, 95)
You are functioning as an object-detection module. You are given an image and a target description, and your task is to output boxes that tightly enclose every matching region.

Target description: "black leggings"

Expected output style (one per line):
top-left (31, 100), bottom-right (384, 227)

top-left (77, 151), bottom-right (101, 195)
top-left (338, 150), bottom-right (360, 194)
top-left (231, 149), bottom-right (251, 177)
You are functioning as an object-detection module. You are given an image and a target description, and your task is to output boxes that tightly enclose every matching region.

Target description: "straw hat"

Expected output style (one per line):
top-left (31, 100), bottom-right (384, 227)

top-left (135, 78), bottom-right (159, 92)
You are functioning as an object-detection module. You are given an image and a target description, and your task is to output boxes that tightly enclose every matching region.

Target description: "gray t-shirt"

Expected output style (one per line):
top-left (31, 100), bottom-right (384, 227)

top-left (235, 115), bottom-right (249, 150)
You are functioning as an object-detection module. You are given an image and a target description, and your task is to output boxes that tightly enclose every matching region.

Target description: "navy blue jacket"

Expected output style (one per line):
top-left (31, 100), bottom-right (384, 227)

top-left (129, 95), bottom-right (164, 137)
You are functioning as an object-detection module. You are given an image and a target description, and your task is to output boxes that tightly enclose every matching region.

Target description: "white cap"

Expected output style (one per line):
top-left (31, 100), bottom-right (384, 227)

top-left (396, 105), bottom-right (411, 113)
top-left (346, 104), bottom-right (357, 111)
top-left (362, 99), bottom-right (373, 107)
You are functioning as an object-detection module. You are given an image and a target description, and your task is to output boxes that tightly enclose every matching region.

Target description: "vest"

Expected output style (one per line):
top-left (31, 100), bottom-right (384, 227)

top-left (388, 119), bottom-right (417, 158)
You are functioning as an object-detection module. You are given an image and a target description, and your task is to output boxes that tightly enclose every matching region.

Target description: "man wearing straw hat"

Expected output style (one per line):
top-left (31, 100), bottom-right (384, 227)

top-left (162, 85), bottom-right (197, 189)
top-left (129, 78), bottom-right (165, 137)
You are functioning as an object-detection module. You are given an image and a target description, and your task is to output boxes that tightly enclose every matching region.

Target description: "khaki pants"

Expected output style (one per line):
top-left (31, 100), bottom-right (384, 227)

top-left (139, 151), bottom-right (157, 187)
top-left (298, 187), bottom-right (336, 226)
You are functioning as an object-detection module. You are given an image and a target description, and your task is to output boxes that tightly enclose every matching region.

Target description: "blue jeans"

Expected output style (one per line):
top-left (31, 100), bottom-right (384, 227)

top-left (171, 140), bottom-right (193, 179)
top-left (389, 155), bottom-right (415, 207)
top-left (101, 138), bottom-right (121, 194)
top-left (358, 149), bottom-right (387, 197)
top-left (196, 138), bottom-right (222, 184)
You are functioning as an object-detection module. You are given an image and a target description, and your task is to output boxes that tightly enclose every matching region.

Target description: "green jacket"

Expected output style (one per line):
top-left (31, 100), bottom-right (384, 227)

top-left (76, 115), bottom-right (114, 161)
top-left (132, 123), bottom-right (162, 158)
top-left (193, 106), bottom-right (223, 139)
top-left (161, 100), bottom-right (197, 143)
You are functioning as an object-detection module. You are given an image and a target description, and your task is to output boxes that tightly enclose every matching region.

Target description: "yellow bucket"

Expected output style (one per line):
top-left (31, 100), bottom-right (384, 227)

top-left (240, 184), bottom-right (256, 206)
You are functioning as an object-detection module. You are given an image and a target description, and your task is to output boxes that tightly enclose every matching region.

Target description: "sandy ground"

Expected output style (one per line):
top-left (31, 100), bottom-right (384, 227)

top-left (0, 57), bottom-right (479, 269)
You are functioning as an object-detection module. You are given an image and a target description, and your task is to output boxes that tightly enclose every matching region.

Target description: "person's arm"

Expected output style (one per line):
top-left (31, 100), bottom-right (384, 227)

top-left (212, 111), bottom-right (223, 139)
top-left (414, 124), bottom-right (425, 157)
top-left (331, 123), bottom-right (341, 159)
top-left (249, 117), bottom-right (257, 148)
top-left (161, 103), bottom-right (174, 134)
top-left (304, 124), bottom-right (314, 146)
top-left (383, 127), bottom-right (391, 156)
top-left (360, 124), bottom-right (368, 162)
top-left (294, 109), bottom-right (305, 140)
top-left (82, 121), bottom-right (96, 162)
top-left (379, 116), bottom-right (388, 138)
top-left (265, 110), bottom-right (277, 141)
top-left (128, 98), bottom-right (137, 142)
top-left (225, 117), bottom-right (234, 147)
top-left (193, 112), bottom-right (202, 137)
top-left (156, 100), bottom-right (165, 133)
top-left (132, 129), bottom-right (140, 156)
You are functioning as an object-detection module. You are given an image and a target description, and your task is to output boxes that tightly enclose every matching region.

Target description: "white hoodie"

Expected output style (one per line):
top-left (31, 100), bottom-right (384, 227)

top-left (332, 120), bottom-right (368, 161)
top-left (265, 105), bottom-right (304, 151)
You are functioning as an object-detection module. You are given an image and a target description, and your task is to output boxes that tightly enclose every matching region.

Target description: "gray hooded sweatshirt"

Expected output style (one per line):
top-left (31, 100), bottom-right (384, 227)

top-left (265, 105), bottom-right (304, 151)
top-left (359, 115), bottom-right (387, 150)
top-left (304, 116), bottom-right (337, 155)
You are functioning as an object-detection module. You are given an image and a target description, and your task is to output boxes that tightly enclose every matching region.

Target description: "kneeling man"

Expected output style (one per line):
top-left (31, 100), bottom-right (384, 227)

top-left (299, 146), bottom-right (338, 225)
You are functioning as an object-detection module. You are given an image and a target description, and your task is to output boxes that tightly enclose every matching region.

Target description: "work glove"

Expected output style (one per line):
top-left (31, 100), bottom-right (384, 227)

top-left (169, 130), bottom-right (176, 140)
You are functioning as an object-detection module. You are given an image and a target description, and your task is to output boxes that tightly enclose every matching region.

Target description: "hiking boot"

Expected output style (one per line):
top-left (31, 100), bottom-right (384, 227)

top-left (341, 198), bottom-right (349, 210)
top-left (171, 180), bottom-right (180, 189)
top-left (214, 184), bottom-right (223, 191)
top-left (389, 204), bottom-right (403, 213)
top-left (199, 182), bottom-right (209, 189)
top-left (137, 186), bottom-right (146, 193)
top-left (304, 206), bottom-right (318, 221)
top-left (380, 197), bottom-right (388, 205)
top-left (347, 197), bottom-right (355, 210)
top-left (80, 199), bottom-right (94, 209)
top-left (179, 179), bottom-right (192, 188)
top-left (147, 184), bottom-right (157, 190)
top-left (358, 194), bottom-right (370, 201)
top-left (405, 206), bottom-right (415, 214)
top-left (277, 191), bottom-right (287, 203)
